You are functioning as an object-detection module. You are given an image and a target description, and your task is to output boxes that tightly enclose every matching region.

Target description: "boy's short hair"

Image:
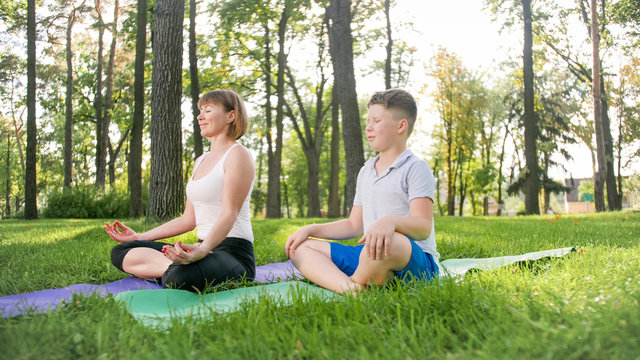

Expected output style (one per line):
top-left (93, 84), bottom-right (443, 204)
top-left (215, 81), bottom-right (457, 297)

top-left (367, 88), bottom-right (417, 137)
top-left (198, 89), bottom-right (249, 140)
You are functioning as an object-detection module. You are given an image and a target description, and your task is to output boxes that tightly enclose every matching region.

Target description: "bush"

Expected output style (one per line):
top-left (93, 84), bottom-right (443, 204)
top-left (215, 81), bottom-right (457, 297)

top-left (43, 187), bottom-right (130, 219)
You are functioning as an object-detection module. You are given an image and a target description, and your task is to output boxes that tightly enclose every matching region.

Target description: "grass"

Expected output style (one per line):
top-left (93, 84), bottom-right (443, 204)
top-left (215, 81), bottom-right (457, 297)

top-left (1, 212), bottom-right (639, 359)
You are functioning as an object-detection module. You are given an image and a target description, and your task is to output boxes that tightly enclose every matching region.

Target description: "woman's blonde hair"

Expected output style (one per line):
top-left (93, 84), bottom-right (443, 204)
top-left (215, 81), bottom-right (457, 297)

top-left (198, 89), bottom-right (249, 140)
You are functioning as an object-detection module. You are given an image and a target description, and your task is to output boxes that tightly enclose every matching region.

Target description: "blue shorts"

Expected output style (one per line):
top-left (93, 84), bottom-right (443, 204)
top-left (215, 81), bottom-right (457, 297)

top-left (329, 237), bottom-right (439, 282)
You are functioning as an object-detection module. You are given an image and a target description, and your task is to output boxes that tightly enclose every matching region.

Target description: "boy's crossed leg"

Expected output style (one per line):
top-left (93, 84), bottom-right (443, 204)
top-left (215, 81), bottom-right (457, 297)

top-left (290, 233), bottom-right (413, 294)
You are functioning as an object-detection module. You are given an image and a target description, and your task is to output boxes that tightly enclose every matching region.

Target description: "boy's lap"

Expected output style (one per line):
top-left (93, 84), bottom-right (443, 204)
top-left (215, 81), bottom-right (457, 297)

top-left (330, 237), bottom-right (438, 281)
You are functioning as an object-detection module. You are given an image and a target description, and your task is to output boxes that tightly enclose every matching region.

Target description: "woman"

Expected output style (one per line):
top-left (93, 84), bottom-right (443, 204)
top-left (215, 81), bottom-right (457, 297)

top-left (105, 89), bottom-right (255, 292)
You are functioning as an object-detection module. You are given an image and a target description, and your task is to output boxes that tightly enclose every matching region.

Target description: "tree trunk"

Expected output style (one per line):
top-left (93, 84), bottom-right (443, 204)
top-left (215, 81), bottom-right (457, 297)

top-left (496, 124), bottom-right (508, 216)
top-left (128, 0), bottom-right (147, 217)
top-left (267, 5), bottom-right (289, 218)
top-left (147, 0), bottom-right (185, 221)
top-left (103, 0), bottom-right (119, 188)
top-left (5, 133), bottom-right (11, 216)
top-left (590, 0), bottom-right (607, 212)
top-left (384, 0), bottom-right (392, 89)
top-left (25, 0), bottom-right (38, 219)
top-left (601, 83), bottom-right (620, 210)
top-left (522, 0), bottom-right (540, 215)
top-left (262, 24), bottom-right (273, 218)
top-left (326, 0), bottom-right (364, 216)
top-left (64, 10), bottom-right (76, 189)
top-left (188, 0), bottom-right (203, 159)
top-left (94, 0), bottom-right (107, 189)
top-left (327, 86), bottom-right (341, 218)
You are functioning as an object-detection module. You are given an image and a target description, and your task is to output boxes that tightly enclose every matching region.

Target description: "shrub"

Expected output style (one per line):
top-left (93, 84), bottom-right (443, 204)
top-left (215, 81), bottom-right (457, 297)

top-left (43, 187), bottom-right (130, 219)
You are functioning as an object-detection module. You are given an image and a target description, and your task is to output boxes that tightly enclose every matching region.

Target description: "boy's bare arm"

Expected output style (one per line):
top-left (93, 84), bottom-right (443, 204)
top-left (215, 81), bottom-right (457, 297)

top-left (359, 197), bottom-right (433, 259)
top-left (285, 206), bottom-right (364, 258)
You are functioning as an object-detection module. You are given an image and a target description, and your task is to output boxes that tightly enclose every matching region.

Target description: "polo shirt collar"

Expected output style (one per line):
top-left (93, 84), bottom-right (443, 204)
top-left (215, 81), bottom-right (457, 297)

top-left (367, 149), bottom-right (414, 176)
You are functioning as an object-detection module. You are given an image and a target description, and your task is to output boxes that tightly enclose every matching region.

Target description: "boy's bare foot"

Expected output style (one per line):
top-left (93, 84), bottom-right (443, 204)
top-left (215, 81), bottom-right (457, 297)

top-left (335, 277), bottom-right (365, 297)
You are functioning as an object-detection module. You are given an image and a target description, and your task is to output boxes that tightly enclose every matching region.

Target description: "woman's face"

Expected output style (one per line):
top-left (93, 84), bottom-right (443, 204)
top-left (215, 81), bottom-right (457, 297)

top-left (197, 102), bottom-right (234, 139)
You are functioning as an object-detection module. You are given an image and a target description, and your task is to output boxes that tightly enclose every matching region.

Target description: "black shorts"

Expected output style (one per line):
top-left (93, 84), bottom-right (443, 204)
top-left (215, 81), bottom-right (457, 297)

top-left (111, 237), bottom-right (256, 292)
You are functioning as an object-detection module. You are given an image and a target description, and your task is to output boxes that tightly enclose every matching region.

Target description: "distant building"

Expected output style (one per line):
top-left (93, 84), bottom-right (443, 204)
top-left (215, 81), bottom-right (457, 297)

top-left (564, 177), bottom-right (595, 214)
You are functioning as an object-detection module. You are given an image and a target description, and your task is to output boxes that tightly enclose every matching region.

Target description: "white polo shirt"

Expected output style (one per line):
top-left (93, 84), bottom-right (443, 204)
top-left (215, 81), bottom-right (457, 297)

top-left (353, 149), bottom-right (440, 263)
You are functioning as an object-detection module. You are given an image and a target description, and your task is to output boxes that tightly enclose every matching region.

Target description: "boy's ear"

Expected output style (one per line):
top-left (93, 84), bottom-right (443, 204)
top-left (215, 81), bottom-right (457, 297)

top-left (397, 118), bottom-right (408, 135)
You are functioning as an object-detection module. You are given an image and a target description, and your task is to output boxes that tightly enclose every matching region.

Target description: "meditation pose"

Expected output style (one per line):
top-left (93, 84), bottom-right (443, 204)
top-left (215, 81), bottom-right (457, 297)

top-left (285, 88), bottom-right (440, 293)
top-left (105, 89), bottom-right (255, 292)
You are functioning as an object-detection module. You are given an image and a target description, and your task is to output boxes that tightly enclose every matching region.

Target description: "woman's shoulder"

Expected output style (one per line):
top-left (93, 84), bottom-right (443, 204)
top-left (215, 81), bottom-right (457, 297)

top-left (226, 143), bottom-right (255, 166)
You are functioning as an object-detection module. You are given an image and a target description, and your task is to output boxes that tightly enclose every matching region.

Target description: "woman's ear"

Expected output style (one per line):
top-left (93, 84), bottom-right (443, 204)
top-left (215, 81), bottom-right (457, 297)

top-left (227, 109), bottom-right (236, 124)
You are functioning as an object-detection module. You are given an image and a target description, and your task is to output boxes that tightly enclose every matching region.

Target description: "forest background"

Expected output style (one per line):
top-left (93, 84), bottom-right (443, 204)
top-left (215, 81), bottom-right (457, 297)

top-left (0, 0), bottom-right (638, 221)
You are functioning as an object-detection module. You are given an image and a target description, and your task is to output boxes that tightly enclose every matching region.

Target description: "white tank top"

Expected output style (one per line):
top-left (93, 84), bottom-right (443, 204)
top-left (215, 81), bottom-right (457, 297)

top-left (186, 144), bottom-right (254, 242)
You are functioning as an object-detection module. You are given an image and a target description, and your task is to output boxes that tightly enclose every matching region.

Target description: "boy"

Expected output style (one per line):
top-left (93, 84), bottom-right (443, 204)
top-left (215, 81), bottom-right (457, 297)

top-left (285, 88), bottom-right (439, 294)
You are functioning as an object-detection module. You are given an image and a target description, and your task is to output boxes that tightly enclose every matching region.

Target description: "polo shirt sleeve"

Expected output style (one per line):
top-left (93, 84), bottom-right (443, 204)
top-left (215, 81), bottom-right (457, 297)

top-left (407, 160), bottom-right (435, 202)
top-left (352, 165), bottom-right (367, 207)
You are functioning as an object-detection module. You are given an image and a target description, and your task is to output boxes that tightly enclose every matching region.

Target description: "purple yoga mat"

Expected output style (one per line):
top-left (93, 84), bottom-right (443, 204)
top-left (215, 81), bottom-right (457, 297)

top-left (1, 260), bottom-right (302, 317)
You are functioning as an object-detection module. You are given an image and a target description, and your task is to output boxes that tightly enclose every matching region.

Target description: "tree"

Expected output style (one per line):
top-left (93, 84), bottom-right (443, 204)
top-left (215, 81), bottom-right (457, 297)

top-left (188, 0), bottom-right (203, 159)
top-left (327, 85), bottom-right (341, 218)
top-left (147, 0), bottom-right (185, 220)
top-left (25, 0), bottom-right (37, 219)
top-left (93, 0), bottom-right (107, 189)
top-left (521, 0), bottom-right (540, 215)
top-left (64, 1), bottom-right (87, 188)
top-left (383, 0), bottom-right (392, 89)
top-left (326, 0), bottom-right (364, 215)
top-left (589, 0), bottom-right (607, 211)
top-left (128, 0), bottom-right (147, 217)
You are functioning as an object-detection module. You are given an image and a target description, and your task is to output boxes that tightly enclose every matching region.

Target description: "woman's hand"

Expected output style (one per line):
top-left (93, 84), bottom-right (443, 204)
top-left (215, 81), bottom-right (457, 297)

top-left (162, 241), bottom-right (207, 265)
top-left (104, 220), bottom-right (139, 243)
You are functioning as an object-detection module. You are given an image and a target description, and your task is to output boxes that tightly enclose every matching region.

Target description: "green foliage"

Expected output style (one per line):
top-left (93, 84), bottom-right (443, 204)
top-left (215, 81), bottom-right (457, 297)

top-left (43, 186), bottom-right (129, 219)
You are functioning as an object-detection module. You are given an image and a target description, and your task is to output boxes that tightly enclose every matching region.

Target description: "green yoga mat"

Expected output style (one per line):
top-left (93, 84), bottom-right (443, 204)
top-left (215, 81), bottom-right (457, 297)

top-left (115, 280), bottom-right (337, 329)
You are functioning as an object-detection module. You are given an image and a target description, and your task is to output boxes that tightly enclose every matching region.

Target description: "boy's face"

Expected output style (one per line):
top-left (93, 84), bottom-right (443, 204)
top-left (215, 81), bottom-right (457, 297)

top-left (365, 103), bottom-right (406, 152)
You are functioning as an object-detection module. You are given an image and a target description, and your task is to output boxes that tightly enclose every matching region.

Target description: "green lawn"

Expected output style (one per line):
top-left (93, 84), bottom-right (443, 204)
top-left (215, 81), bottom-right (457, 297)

top-left (1, 212), bottom-right (639, 359)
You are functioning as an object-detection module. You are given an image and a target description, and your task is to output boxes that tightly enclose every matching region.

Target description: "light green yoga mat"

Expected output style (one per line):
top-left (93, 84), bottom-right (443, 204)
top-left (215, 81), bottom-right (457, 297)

top-left (115, 280), bottom-right (337, 329)
top-left (439, 247), bottom-right (576, 277)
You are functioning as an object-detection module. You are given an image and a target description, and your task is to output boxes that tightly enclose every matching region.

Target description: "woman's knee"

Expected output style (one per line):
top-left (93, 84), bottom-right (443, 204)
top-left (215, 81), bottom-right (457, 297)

top-left (162, 264), bottom-right (204, 291)
top-left (110, 243), bottom-right (131, 272)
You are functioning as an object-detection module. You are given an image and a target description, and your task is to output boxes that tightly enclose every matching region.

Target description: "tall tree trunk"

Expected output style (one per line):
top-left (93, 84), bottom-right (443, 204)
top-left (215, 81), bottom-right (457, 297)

top-left (5, 133), bottom-right (11, 216)
top-left (147, 0), bottom-right (185, 221)
top-left (590, 0), bottom-right (607, 212)
top-left (262, 24), bottom-right (274, 218)
top-left (104, 0), bottom-right (119, 188)
top-left (64, 9), bottom-right (77, 189)
top-left (188, 0), bottom-right (203, 159)
top-left (25, 0), bottom-right (38, 219)
top-left (327, 86), bottom-right (341, 218)
top-left (267, 5), bottom-right (290, 218)
top-left (496, 125), bottom-right (508, 216)
top-left (522, 0), bottom-right (540, 215)
top-left (601, 84), bottom-right (620, 210)
top-left (128, 0), bottom-right (147, 217)
top-left (384, 0), bottom-right (392, 89)
top-left (94, 0), bottom-right (107, 189)
top-left (326, 0), bottom-right (364, 216)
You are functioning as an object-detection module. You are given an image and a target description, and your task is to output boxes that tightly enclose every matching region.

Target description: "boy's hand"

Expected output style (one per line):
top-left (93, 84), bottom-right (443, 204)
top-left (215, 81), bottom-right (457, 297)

top-left (358, 215), bottom-right (395, 260)
top-left (285, 228), bottom-right (310, 259)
